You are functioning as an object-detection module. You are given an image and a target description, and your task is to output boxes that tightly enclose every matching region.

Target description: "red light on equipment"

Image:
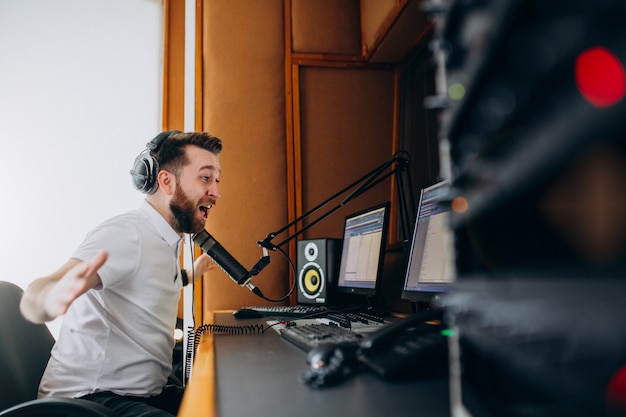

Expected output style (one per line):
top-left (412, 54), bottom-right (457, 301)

top-left (606, 365), bottom-right (626, 414)
top-left (575, 46), bottom-right (626, 108)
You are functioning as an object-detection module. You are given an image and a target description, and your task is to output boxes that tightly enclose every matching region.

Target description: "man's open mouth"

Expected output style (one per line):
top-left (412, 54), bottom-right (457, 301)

top-left (200, 205), bottom-right (213, 217)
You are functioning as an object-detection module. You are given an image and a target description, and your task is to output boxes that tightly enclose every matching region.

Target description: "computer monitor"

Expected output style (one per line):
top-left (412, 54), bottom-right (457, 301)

top-left (336, 202), bottom-right (390, 297)
top-left (402, 180), bottom-right (455, 302)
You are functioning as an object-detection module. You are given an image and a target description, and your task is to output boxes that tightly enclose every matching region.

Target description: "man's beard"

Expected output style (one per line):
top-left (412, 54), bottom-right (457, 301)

top-left (170, 186), bottom-right (205, 234)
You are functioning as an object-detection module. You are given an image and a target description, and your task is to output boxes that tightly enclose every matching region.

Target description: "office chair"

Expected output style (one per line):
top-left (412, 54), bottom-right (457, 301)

top-left (0, 281), bottom-right (118, 417)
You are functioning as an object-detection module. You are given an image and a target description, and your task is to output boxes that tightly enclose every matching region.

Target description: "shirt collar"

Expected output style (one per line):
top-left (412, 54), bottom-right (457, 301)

top-left (139, 199), bottom-right (181, 247)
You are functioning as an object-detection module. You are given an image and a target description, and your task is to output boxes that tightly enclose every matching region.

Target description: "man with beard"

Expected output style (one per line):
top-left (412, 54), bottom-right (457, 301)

top-left (19, 131), bottom-right (221, 417)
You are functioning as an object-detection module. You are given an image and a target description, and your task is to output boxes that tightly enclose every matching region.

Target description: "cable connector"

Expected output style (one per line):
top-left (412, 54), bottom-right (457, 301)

top-left (245, 282), bottom-right (265, 298)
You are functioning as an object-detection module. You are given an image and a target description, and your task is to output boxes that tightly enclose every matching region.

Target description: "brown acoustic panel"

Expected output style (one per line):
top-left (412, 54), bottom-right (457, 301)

top-left (298, 66), bottom-right (396, 240)
top-left (360, 0), bottom-right (398, 54)
top-left (200, 0), bottom-right (289, 310)
top-left (163, 0), bottom-right (185, 130)
top-left (368, 0), bottom-right (431, 63)
top-left (291, 0), bottom-right (362, 56)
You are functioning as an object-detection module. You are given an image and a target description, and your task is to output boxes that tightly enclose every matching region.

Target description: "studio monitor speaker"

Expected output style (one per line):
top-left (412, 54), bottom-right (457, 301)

top-left (296, 238), bottom-right (342, 305)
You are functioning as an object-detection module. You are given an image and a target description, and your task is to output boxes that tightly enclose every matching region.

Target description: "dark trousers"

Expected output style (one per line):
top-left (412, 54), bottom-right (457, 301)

top-left (81, 385), bottom-right (184, 417)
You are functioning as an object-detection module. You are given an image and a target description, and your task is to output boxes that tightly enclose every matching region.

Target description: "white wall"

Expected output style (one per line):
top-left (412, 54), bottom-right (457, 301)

top-left (0, 0), bottom-right (163, 337)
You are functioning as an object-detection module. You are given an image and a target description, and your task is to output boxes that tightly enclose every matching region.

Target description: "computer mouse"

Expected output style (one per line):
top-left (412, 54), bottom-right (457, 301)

top-left (306, 344), bottom-right (340, 369)
top-left (232, 308), bottom-right (264, 319)
top-left (302, 344), bottom-right (356, 388)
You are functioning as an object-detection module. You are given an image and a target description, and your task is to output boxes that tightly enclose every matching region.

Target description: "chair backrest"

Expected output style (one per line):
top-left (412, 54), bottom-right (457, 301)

top-left (0, 281), bottom-right (56, 410)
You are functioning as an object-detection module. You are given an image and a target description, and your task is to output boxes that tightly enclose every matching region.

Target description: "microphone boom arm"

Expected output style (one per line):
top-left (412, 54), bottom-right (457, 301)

top-left (257, 151), bottom-right (415, 255)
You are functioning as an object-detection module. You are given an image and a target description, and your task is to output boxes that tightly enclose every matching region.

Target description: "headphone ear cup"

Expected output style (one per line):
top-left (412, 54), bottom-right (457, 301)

top-left (129, 130), bottom-right (179, 194)
top-left (130, 149), bottom-right (158, 194)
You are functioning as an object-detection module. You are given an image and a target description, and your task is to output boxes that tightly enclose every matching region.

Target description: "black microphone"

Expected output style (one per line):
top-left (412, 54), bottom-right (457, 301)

top-left (193, 230), bottom-right (251, 285)
top-left (193, 230), bottom-right (267, 298)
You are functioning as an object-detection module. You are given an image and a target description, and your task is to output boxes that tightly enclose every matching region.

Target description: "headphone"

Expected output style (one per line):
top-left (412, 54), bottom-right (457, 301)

top-left (130, 130), bottom-right (180, 194)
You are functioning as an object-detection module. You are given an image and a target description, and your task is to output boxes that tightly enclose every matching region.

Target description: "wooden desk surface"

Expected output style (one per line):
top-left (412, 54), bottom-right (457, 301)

top-left (179, 311), bottom-right (450, 417)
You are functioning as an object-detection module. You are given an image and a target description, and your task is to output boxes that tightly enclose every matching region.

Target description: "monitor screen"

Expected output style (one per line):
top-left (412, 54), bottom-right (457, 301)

top-left (402, 180), bottom-right (455, 301)
top-left (336, 202), bottom-right (390, 296)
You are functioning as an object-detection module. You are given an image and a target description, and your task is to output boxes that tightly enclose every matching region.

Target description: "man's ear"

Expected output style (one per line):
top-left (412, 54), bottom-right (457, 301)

top-left (156, 170), bottom-right (175, 195)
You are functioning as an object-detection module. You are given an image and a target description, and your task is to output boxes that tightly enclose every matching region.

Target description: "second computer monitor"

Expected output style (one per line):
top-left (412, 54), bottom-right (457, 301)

top-left (402, 180), bottom-right (455, 302)
top-left (336, 202), bottom-right (390, 297)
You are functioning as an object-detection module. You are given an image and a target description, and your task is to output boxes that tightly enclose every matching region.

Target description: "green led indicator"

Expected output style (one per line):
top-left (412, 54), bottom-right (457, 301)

top-left (448, 83), bottom-right (466, 100)
top-left (440, 328), bottom-right (455, 337)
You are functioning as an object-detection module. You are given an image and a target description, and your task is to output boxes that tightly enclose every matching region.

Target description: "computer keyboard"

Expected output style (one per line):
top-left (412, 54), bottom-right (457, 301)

top-left (324, 312), bottom-right (390, 330)
top-left (278, 311), bottom-right (392, 350)
top-left (279, 323), bottom-right (365, 351)
top-left (234, 305), bottom-right (328, 318)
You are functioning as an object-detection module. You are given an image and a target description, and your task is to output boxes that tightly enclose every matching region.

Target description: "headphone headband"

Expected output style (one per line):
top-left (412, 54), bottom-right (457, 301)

top-left (146, 130), bottom-right (178, 151)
